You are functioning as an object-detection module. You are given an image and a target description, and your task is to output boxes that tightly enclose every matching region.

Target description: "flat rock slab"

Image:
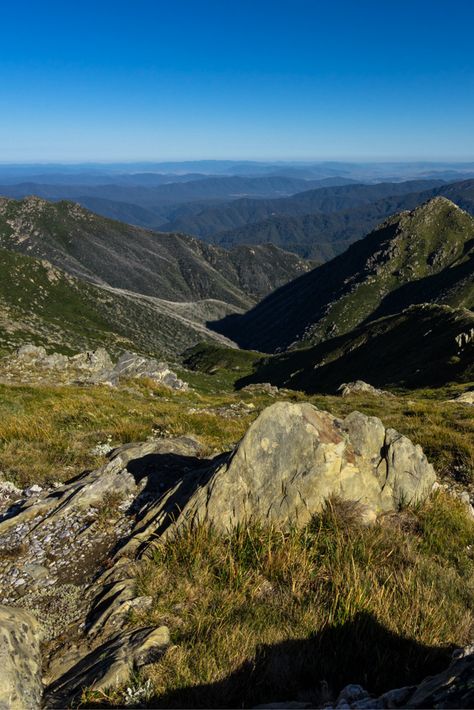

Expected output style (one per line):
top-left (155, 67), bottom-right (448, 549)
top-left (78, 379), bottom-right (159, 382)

top-left (44, 625), bottom-right (169, 708)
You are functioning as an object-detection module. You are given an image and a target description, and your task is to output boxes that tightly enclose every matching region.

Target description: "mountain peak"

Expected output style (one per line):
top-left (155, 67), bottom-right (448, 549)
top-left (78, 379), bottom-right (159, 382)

top-left (214, 197), bottom-right (474, 352)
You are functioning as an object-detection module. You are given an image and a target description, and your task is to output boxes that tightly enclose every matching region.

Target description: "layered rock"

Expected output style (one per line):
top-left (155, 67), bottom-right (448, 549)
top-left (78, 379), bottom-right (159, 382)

top-left (1, 345), bottom-right (188, 390)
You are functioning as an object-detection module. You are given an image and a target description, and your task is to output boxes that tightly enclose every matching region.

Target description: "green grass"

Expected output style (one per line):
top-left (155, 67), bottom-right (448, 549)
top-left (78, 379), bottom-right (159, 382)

top-left (83, 494), bottom-right (474, 708)
top-left (0, 375), bottom-right (472, 488)
top-left (0, 367), bottom-right (472, 707)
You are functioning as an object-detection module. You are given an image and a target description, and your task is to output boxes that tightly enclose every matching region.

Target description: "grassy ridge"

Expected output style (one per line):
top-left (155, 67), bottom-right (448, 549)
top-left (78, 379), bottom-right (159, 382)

top-left (214, 198), bottom-right (474, 352)
top-left (0, 246), bottom-right (238, 357)
top-left (0, 372), bottom-right (472, 488)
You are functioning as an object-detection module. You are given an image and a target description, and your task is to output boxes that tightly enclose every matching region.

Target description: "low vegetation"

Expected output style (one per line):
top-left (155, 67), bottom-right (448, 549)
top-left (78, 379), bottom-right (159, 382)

top-left (82, 494), bottom-right (474, 707)
top-left (0, 368), bottom-right (472, 489)
top-left (1, 360), bottom-right (472, 707)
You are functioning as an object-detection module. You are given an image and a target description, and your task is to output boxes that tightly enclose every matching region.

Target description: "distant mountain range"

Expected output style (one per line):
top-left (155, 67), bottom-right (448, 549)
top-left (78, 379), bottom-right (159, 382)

top-left (0, 175), bottom-right (357, 227)
top-left (211, 179), bottom-right (474, 259)
top-left (4, 175), bottom-right (474, 267)
top-left (161, 180), bottom-right (445, 237)
top-left (213, 197), bottom-right (474, 352)
top-left (1, 160), bottom-right (474, 181)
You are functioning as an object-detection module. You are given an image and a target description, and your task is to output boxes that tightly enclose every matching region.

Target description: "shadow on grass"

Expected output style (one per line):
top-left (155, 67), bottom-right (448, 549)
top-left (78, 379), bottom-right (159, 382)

top-left (149, 611), bottom-right (452, 708)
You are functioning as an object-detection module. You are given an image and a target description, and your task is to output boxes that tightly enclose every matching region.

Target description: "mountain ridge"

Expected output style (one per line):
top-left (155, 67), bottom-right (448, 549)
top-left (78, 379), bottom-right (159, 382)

top-left (0, 196), bottom-right (312, 308)
top-left (212, 197), bottom-right (474, 352)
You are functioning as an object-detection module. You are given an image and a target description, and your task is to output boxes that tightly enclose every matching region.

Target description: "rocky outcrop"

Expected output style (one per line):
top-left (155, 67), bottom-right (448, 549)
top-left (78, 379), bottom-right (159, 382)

top-left (0, 436), bottom-right (200, 707)
top-left (93, 351), bottom-right (188, 389)
top-left (1, 345), bottom-right (188, 390)
top-left (337, 381), bottom-right (394, 398)
top-left (45, 625), bottom-right (169, 708)
top-left (242, 382), bottom-right (280, 396)
top-left (0, 605), bottom-right (42, 710)
top-left (0, 403), bottom-right (438, 707)
top-left (448, 390), bottom-right (474, 405)
top-left (172, 403), bottom-right (436, 530)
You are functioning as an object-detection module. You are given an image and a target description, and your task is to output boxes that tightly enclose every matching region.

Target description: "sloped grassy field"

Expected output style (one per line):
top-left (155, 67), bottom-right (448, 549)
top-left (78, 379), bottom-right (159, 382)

top-left (0, 367), bottom-right (472, 707)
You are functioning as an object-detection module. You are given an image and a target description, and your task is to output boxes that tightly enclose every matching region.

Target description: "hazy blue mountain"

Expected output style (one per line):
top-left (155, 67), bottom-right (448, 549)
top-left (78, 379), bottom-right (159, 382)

top-left (161, 180), bottom-right (445, 237)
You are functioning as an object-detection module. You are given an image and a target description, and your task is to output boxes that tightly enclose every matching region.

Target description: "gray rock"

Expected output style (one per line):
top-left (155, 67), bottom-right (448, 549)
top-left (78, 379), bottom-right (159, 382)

top-left (70, 347), bottom-right (113, 373)
top-left (337, 684), bottom-right (370, 705)
top-left (24, 484), bottom-right (43, 498)
top-left (16, 344), bottom-right (47, 362)
top-left (45, 625), bottom-right (169, 707)
top-left (338, 381), bottom-right (394, 398)
top-left (4, 344), bottom-right (188, 391)
top-left (448, 391), bottom-right (474, 405)
top-left (96, 351), bottom-right (188, 390)
top-left (403, 644), bottom-right (474, 708)
top-left (242, 382), bottom-right (280, 396)
top-left (170, 402), bottom-right (436, 532)
top-left (0, 605), bottom-right (42, 710)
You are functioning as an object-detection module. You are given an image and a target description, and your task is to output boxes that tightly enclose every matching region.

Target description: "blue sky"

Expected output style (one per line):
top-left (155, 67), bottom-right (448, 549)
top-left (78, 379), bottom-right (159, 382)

top-left (1, 0), bottom-right (473, 161)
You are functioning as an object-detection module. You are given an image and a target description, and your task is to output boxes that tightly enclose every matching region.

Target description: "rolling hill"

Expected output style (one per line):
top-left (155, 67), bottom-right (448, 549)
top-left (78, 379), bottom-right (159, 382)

top-left (161, 179), bottom-right (445, 237)
top-left (212, 198), bottom-right (474, 352)
top-left (214, 179), bottom-right (474, 259)
top-left (0, 197), bottom-right (312, 308)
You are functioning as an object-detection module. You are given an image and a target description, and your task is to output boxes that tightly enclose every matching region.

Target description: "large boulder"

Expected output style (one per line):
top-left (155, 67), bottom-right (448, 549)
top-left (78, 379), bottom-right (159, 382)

top-left (175, 402), bottom-right (436, 530)
top-left (0, 605), bottom-right (43, 710)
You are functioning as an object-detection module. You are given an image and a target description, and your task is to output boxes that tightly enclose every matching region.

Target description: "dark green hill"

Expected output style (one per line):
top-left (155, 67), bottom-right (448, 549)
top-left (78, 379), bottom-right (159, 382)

top-left (236, 304), bottom-right (474, 391)
top-left (212, 198), bottom-right (474, 352)
top-left (0, 197), bottom-right (311, 308)
top-left (210, 180), bottom-right (474, 259)
top-left (162, 179), bottom-right (444, 237)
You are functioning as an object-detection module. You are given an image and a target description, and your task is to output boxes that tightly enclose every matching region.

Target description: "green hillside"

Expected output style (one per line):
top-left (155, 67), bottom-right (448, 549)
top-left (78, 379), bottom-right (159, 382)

top-left (0, 247), bottom-right (236, 357)
top-left (213, 198), bottom-right (474, 352)
top-left (236, 304), bottom-right (474, 392)
top-left (0, 196), bottom-right (310, 308)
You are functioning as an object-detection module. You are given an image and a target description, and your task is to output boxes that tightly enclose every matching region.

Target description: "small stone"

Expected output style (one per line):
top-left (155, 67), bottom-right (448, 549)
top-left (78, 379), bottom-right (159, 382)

top-left (24, 484), bottom-right (43, 497)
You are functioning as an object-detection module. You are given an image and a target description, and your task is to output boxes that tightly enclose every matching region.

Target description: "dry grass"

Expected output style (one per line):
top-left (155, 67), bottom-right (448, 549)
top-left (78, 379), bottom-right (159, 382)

top-left (0, 376), bottom-right (472, 489)
top-left (110, 493), bottom-right (473, 708)
top-left (1, 373), bottom-right (471, 707)
top-left (0, 379), bottom-right (252, 488)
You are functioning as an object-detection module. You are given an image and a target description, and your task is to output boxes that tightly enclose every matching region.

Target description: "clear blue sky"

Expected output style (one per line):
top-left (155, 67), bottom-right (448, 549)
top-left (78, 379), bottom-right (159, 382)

top-left (1, 0), bottom-right (473, 162)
